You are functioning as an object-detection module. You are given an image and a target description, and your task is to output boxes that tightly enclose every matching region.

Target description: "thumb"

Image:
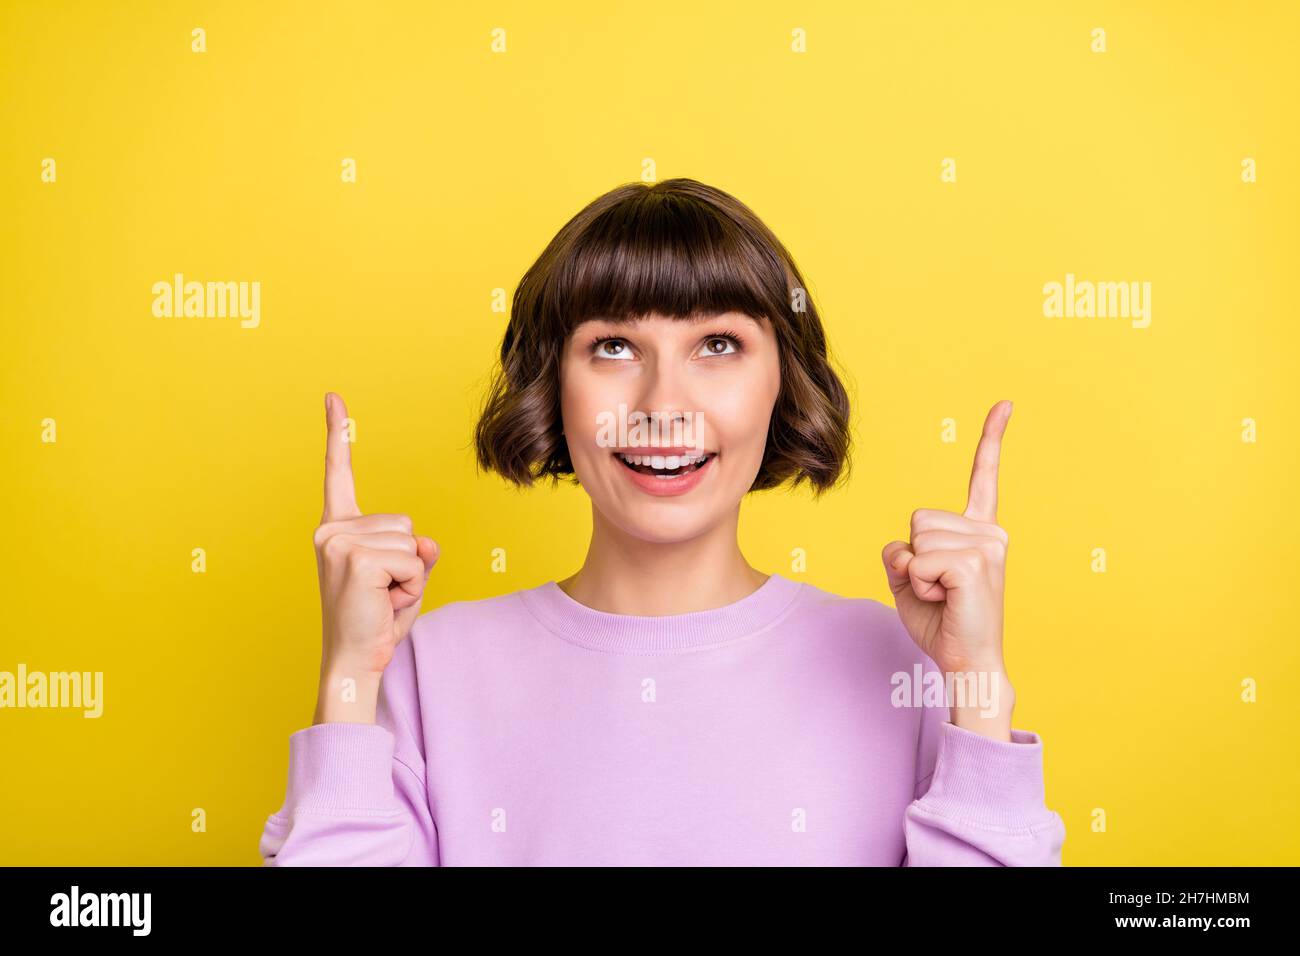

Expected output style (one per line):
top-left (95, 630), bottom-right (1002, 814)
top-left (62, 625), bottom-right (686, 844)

top-left (393, 537), bottom-right (440, 626)
top-left (881, 541), bottom-right (915, 598)
top-left (416, 536), bottom-right (439, 574)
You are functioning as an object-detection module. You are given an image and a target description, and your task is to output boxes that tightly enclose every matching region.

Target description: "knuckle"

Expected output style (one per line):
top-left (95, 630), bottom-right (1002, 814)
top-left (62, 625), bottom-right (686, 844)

top-left (322, 534), bottom-right (350, 562)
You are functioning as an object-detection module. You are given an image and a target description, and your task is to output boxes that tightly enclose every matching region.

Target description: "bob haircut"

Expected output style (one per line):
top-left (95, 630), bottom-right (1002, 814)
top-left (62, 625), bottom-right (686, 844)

top-left (474, 177), bottom-right (852, 497)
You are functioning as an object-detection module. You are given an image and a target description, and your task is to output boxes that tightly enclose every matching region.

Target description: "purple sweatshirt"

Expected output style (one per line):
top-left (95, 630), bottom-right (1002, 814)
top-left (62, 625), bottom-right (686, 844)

top-left (259, 572), bottom-right (1066, 865)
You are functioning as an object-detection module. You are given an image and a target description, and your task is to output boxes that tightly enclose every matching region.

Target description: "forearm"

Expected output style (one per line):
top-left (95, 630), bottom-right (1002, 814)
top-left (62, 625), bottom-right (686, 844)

top-left (313, 659), bottom-right (383, 725)
top-left (947, 666), bottom-right (1015, 742)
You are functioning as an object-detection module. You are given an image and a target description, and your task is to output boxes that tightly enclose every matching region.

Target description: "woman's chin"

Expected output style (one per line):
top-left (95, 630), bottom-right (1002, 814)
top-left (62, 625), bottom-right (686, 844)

top-left (597, 500), bottom-right (721, 546)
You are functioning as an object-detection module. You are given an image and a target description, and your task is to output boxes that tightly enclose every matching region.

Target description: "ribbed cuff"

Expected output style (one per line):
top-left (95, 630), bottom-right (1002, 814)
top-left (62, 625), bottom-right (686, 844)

top-left (282, 722), bottom-right (397, 812)
top-left (915, 722), bottom-right (1053, 830)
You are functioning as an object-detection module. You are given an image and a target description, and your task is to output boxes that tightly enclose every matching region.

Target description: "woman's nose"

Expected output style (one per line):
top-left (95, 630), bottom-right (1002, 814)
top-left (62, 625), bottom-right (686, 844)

top-left (630, 375), bottom-right (706, 449)
top-left (636, 370), bottom-right (694, 428)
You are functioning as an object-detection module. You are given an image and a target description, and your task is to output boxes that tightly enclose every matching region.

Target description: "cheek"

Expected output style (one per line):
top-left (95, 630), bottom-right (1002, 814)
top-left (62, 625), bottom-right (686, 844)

top-left (702, 367), bottom-right (778, 452)
top-left (560, 370), bottom-right (621, 452)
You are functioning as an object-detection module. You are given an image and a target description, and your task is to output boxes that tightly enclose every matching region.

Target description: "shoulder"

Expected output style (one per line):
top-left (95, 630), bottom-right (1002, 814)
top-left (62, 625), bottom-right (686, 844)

top-left (404, 582), bottom-right (541, 652)
top-left (791, 578), bottom-right (929, 670)
top-left (377, 586), bottom-right (539, 729)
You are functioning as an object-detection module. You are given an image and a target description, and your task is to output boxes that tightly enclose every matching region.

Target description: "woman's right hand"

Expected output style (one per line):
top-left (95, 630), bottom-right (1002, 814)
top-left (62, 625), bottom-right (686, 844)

top-left (312, 392), bottom-right (439, 723)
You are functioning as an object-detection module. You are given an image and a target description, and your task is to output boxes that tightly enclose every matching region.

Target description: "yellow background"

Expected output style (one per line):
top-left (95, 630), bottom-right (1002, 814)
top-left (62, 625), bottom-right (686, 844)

top-left (1, 0), bottom-right (1296, 866)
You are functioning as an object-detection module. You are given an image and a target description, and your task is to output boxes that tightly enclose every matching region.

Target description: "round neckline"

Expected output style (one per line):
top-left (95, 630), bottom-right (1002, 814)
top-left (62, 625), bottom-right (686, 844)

top-left (518, 572), bottom-right (805, 654)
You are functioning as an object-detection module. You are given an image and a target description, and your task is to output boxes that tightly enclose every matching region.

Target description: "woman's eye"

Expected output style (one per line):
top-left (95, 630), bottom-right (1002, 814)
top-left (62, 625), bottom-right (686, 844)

top-left (699, 335), bottom-right (739, 357)
top-left (591, 334), bottom-right (740, 360)
top-left (594, 338), bottom-right (633, 359)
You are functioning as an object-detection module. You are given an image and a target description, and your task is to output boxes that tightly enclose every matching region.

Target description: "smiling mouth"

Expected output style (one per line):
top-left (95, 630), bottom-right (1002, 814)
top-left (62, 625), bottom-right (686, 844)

top-left (613, 450), bottom-right (716, 479)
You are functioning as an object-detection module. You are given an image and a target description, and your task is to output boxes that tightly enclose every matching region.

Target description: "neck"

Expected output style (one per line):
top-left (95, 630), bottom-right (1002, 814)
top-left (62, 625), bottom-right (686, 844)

top-left (558, 503), bottom-right (768, 615)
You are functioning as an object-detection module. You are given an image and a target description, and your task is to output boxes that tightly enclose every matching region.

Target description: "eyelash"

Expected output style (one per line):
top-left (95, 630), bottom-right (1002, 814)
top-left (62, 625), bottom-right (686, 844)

top-left (588, 330), bottom-right (745, 359)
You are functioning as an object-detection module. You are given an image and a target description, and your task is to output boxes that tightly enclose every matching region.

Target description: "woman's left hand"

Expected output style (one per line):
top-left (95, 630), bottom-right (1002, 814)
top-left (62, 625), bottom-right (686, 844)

top-left (881, 400), bottom-right (1015, 739)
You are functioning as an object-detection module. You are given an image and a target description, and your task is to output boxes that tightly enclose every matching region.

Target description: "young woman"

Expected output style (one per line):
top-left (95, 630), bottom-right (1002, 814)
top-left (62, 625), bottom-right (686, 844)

top-left (259, 178), bottom-right (1065, 866)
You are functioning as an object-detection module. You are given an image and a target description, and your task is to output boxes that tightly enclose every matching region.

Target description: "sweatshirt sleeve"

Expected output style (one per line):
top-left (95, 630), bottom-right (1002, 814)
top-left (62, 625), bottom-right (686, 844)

top-left (901, 688), bottom-right (1066, 866)
top-left (258, 637), bottom-right (439, 866)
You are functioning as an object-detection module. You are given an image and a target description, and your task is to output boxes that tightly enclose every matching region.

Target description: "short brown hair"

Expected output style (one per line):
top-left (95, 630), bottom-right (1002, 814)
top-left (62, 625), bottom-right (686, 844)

top-left (473, 178), bottom-right (852, 496)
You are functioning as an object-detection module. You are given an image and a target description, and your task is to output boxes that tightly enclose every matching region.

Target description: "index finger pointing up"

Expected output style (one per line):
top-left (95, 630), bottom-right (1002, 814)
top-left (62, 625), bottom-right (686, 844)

top-left (323, 392), bottom-right (361, 522)
top-left (962, 400), bottom-right (1012, 524)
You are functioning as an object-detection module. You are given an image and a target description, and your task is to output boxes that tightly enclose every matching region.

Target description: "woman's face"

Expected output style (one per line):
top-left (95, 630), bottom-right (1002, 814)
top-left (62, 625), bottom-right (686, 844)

top-left (559, 311), bottom-right (781, 543)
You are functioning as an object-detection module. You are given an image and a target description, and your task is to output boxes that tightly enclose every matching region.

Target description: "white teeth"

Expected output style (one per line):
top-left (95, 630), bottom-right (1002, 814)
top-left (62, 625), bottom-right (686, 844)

top-left (618, 451), bottom-right (711, 468)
